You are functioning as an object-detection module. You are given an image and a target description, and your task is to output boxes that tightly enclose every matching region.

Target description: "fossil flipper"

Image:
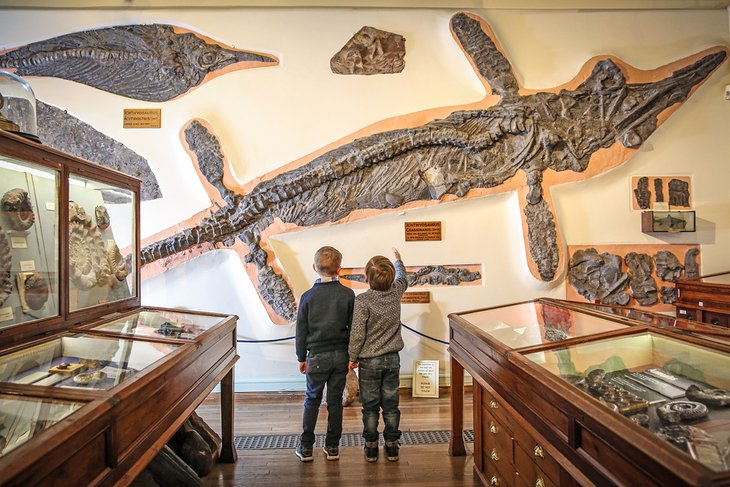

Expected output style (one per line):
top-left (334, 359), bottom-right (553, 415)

top-left (0, 24), bottom-right (278, 102)
top-left (140, 13), bottom-right (727, 324)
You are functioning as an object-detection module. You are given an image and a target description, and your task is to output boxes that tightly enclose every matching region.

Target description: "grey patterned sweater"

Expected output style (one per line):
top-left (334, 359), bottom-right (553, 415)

top-left (348, 259), bottom-right (408, 362)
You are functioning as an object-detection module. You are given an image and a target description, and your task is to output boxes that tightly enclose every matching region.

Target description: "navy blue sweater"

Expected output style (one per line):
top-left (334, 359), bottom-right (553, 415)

top-left (295, 280), bottom-right (355, 362)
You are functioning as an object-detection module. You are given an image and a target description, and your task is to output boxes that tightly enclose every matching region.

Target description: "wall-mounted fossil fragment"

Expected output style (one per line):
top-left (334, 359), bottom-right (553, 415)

top-left (35, 102), bottom-right (161, 201)
top-left (626, 252), bottom-right (658, 306)
top-left (139, 13), bottom-right (726, 324)
top-left (567, 248), bottom-right (630, 305)
top-left (654, 178), bottom-right (664, 203)
top-left (340, 264), bottom-right (482, 288)
top-left (669, 178), bottom-right (691, 207)
top-left (330, 26), bottom-right (406, 75)
top-left (654, 250), bottom-right (683, 282)
top-left (0, 227), bottom-right (11, 307)
top-left (95, 205), bottom-right (110, 230)
top-left (684, 247), bottom-right (700, 278)
top-left (1, 188), bottom-right (35, 231)
top-left (634, 177), bottom-right (651, 210)
top-left (0, 24), bottom-right (278, 102)
top-left (660, 286), bottom-right (676, 304)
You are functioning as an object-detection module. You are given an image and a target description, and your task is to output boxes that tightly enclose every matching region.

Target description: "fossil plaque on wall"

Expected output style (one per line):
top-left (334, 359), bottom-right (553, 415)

top-left (330, 26), bottom-right (406, 75)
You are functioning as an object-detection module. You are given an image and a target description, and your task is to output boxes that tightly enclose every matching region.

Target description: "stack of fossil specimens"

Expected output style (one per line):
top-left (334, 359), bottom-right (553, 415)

top-left (568, 247), bottom-right (699, 306)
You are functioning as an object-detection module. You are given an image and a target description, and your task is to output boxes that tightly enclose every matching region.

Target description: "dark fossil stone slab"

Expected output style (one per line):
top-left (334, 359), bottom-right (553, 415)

top-left (654, 250), bottom-right (683, 282)
top-left (684, 247), bottom-right (700, 278)
top-left (36, 101), bottom-right (161, 201)
top-left (660, 286), bottom-right (676, 304)
top-left (669, 178), bottom-right (690, 207)
top-left (341, 265), bottom-right (481, 287)
top-left (568, 248), bottom-right (630, 305)
top-left (139, 13), bottom-right (726, 322)
top-left (626, 252), bottom-right (658, 306)
top-left (654, 178), bottom-right (664, 203)
top-left (0, 24), bottom-right (277, 102)
top-left (183, 121), bottom-right (238, 205)
top-left (634, 176), bottom-right (651, 209)
top-left (330, 26), bottom-right (405, 75)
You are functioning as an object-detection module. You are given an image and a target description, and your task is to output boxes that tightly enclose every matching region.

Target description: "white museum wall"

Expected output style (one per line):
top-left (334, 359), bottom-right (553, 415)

top-left (1, 7), bottom-right (728, 391)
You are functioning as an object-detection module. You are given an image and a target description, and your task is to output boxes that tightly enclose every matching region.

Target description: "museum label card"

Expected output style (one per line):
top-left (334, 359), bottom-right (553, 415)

top-left (412, 360), bottom-right (439, 398)
top-left (625, 371), bottom-right (686, 399)
top-left (0, 306), bottom-right (13, 322)
top-left (123, 108), bottom-right (162, 128)
top-left (45, 201), bottom-right (55, 211)
top-left (10, 236), bottom-right (27, 249)
top-left (405, 221), bottom-right (442, 241)
top-left (608, 375), bottom-right (667, 403)
top-left (19, 260), bottom-right (35, 272)
top-left (401, 291), bottom-right (430, 304)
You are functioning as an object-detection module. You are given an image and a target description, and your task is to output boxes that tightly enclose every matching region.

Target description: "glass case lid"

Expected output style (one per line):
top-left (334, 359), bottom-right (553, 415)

top-left (89, 309), bottom-right (227, 340)
top-left (0, 333), bottom-right (178, 390)
top-left (524, 331), bottom-right (730, 472)
top-left (0, 393), bottom-right (82, 458)
top-left (456, 300), bottom-right (628, 349)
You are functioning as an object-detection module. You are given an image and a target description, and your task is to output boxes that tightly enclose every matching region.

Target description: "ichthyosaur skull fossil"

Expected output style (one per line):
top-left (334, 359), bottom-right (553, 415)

top-left (0, 24), bottom-right (278, 102)
top-left (139, 13), bottom-right (727, 324)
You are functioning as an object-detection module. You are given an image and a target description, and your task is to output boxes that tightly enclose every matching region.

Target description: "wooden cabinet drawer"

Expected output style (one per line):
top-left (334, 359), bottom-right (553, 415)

top-left (515, 444), bottom-right (557, 487)
top-left (482, 387), bottom-right (513, 433)
top-left (675, 307), bottom-right (696, 321)
top-left (511, 417), bottom-right (560, 483)
top-left (703, 310), bottom-right (729, 327)
top-left (484, 457), bottom-right (514, 487)
top-left (483, 407), bottom-right (513, 469)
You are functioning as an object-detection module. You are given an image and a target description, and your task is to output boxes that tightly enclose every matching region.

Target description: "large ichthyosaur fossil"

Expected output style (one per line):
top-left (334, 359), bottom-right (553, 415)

top-left (0, 24), bottom-right (278, 101)
top-left (140, 12), bottom-right (727, 324)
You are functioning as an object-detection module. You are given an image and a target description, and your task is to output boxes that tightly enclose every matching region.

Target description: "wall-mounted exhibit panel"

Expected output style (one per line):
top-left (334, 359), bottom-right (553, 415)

top-left (449, 298), bottom-right (730, 486)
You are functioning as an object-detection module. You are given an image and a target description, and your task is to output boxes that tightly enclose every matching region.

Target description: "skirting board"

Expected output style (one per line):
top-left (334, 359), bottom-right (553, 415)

top-left (231, 372), bottom-right (473, 393)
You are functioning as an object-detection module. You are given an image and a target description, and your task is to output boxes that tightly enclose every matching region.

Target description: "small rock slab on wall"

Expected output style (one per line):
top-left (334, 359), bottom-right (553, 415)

top-left (566, 244), bottom-right (700, 312)
top-left (330, 26), bottom-right (405, 75)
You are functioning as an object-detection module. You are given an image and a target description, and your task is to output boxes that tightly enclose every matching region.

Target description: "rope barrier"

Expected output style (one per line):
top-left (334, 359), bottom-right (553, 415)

top-left (236, 323), bottom-right (449, 345)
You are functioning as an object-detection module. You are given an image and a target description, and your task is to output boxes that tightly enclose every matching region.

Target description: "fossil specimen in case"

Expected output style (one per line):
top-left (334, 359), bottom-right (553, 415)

top-left (95, 205), bottom-right (110, 230)
top-left (330, 26), bottom-right (406, 75)
top-left (139, 13), bottom-right (726, 323)
top-left (1, 188), bottom-right (35, 231)
top-left (0, 24), bottom-right (278, 102)
top-left (68, 202), bottom-right (107, 291)
top-left (23, 273), bottom-right (50, 311)
top-left (0, 227), bottom-right (10, 307)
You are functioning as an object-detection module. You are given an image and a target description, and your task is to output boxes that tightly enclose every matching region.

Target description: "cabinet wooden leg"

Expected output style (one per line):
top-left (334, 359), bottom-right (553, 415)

top-left (219, 368), bottom-right (237, 463)
top-left (449, 355), bottom-right (467, 456)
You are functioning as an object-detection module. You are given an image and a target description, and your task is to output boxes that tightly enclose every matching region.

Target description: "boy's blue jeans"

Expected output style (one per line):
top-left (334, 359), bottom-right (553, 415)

top-left (358, 352), bottom-right (401, 443)
top-left (301, 349), bottom-right (348, 448)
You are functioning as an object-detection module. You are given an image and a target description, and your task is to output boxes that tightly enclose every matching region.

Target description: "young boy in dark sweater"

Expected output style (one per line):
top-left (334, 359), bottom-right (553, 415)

top-left (295, 246), bottom-right (355, 462)
top-left (348, 248), bottom-right (408, 462)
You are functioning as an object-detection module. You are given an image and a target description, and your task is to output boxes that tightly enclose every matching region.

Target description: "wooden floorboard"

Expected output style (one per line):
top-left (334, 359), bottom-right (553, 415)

top-left (196, 388), bottom-right (475, 486)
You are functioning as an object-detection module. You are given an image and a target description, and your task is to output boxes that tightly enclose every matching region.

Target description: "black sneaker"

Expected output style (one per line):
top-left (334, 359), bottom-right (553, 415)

top-left (385, 440), bottom-right (400, 462)
top-left (364, 441), bottom-right (378, 462)
top-left (323, 445), bottom-right (339, 461)
top-left (295, 445), bottom-right (313, 462)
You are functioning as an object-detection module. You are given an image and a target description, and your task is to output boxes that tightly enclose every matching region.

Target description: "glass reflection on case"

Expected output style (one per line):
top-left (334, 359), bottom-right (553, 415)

top-left (525, 332), bottom-right (730, 472)
top-left (0, 334), bottom-right (177, 390)
top-left (459, 301), bottom-right (627, 349)
top-left (91, 310), bottom-right (225, 340)
top-left (0, 394), bottom-right (81, 458)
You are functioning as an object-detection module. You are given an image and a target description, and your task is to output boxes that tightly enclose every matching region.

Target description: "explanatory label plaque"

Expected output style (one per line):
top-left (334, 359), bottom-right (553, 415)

top-left (412, 360), bottom-right (439, 398)
top-left (123, 108), bottom-right (162, 128)
top-left (405, 221), bottom-right (442, 241)
top-left (401, 291), bottom-right (430, 304)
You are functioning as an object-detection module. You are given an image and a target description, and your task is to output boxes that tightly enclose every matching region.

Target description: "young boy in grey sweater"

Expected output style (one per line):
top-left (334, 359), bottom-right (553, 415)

top-left (348, 248), bottom-right (407, 462)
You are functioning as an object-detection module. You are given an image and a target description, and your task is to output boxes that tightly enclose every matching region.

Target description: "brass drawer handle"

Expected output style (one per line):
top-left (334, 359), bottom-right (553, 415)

top-left (489, 421), bottom-right (497, 433)
top-left (534, 444), bottom-right (545, 458)
top-left (490, 448), bottom-right (500, 461)
top-left (536, 477), bottom-right (545, 487)
top-left (489, 400), bottom-right (498, 409)
top-left (490, 475), bottom-right (499, 486)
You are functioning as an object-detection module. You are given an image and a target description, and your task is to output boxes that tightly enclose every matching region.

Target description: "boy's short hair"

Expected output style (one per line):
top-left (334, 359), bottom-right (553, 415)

top-left (314, 246), bottom-right (342, 276)
top-left (366, 255), bottom-right (395, 291)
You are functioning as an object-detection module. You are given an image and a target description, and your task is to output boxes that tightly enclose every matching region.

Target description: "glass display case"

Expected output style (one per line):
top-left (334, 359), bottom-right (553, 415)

top-left (0, 394), bottom-right (82, 458)
top-left (0, 333), bottom-right (178, 390)
top-left (86, 309), bottom-right (227, 341)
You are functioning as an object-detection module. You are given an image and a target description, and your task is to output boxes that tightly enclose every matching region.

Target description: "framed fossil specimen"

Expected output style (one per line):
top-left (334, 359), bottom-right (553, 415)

top-left (631, 176), bottom-right (692, 210)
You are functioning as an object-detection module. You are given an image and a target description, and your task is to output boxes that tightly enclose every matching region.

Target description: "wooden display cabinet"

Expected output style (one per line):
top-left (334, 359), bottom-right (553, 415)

top-left (676, 271), bottom-right (730, 327)
top-left (449, 299), bottom-right (730, 487)
top-left (0, 131), bottom-right (238, 486)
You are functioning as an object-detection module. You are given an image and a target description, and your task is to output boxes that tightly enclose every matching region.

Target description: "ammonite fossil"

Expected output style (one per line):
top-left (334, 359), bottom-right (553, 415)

top-left (1, 188), bottom-right (35, 231)
top-left (95, 205), bottom-right (110, 230)
top-left (68, 202), bottom-right (107, 290)
top-left (0, 227), bottom-right (11, 307)
top-left (685, 384), bottom-right (730, 407)
top-left (629, 413), bottom-right (650, 428)
top-left (23, 273), bottom-right (50, 310)
top-left (72, 370), bottom-right (107, 385)
top-left (657, 400), bottom-right (708, 424)
top-left (79, 359), bottom-right (101, 369)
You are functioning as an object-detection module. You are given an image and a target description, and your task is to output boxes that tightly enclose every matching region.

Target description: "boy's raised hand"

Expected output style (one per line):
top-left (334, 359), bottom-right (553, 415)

top-left (348, 361), bottom-right (359, 370)
top-left (299, 361), bottom-right (307, 374)
top-left (392, 247), bottom-right (401, 261)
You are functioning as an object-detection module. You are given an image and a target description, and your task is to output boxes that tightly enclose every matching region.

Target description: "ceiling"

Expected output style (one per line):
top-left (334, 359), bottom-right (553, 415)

top-left (0, 0), bottom-right (728, 9)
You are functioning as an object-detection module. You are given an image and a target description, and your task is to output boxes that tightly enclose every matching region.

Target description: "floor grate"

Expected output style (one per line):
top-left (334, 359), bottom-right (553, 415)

top-left (233, 429), bottom-right (474, 450)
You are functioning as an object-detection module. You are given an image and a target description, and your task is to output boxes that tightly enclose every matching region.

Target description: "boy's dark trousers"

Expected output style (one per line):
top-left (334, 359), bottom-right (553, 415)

top-left (301, 349), bottom-right (349, 448)
top-left (358, 352), bottom-right (401, 442)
